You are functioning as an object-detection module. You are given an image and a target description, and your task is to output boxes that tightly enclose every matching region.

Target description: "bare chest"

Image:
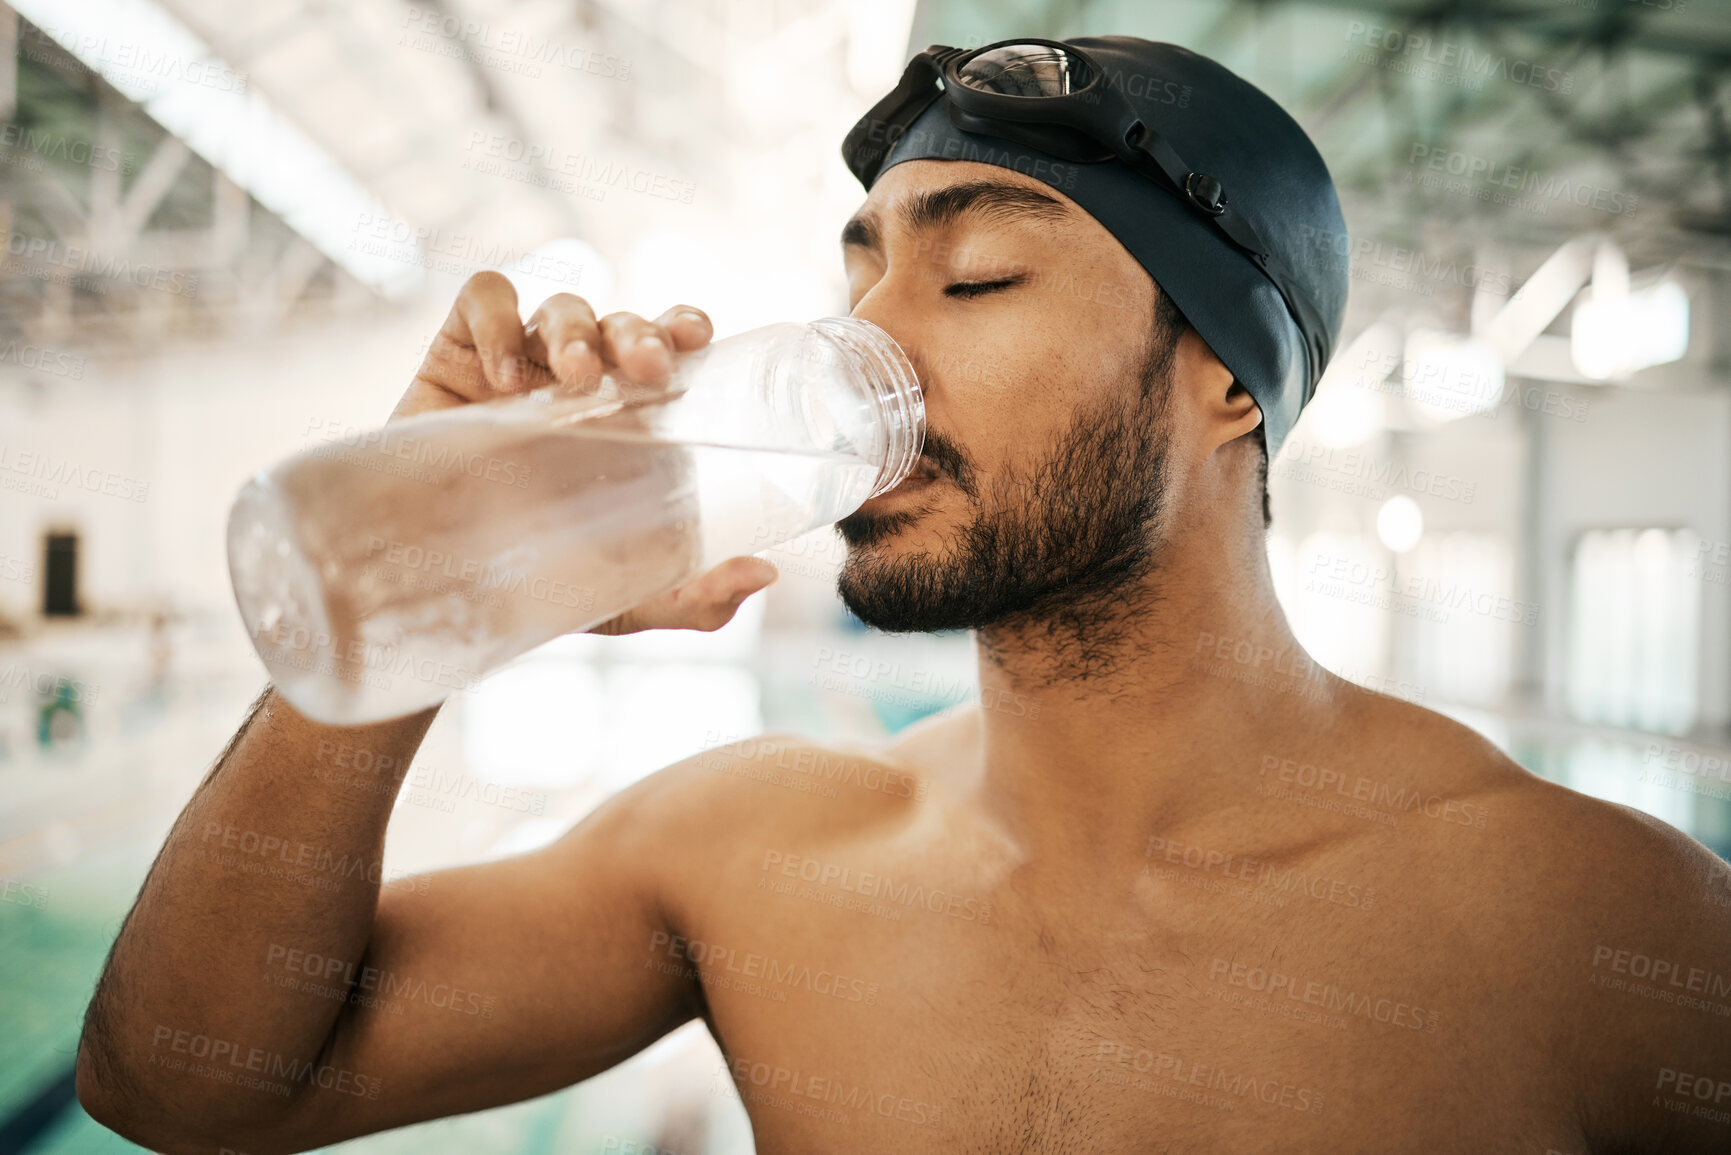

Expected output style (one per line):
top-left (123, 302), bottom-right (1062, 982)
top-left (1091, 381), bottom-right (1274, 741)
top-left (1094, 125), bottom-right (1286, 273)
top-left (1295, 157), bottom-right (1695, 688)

top-left (681, 858), bottom-right (1579, 1154)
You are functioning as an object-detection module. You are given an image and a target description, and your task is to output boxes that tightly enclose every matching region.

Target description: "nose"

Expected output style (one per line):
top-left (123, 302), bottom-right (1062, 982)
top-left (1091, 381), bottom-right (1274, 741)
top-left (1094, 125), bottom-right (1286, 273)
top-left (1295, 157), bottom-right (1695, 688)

top-left (849, 288), bottom-right (936, 402)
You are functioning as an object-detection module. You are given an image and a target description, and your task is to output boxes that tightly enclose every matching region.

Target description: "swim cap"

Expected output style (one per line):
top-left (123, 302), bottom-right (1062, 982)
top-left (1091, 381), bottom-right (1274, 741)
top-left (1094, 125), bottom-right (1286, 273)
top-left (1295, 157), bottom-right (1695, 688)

top-left (861, 36), bottom-right (1349, 458)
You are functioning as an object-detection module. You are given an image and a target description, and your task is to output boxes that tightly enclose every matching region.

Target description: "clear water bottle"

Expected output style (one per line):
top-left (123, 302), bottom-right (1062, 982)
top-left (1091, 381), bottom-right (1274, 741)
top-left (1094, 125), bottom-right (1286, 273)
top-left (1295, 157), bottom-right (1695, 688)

top-left (227, 317), bottom-right (923, 725)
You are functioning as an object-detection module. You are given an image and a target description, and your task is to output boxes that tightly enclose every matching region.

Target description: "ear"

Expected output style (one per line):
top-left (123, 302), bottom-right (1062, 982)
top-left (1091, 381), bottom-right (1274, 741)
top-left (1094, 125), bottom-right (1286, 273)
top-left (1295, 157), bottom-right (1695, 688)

top-left (1176, 326), bottom-right (1261, 453)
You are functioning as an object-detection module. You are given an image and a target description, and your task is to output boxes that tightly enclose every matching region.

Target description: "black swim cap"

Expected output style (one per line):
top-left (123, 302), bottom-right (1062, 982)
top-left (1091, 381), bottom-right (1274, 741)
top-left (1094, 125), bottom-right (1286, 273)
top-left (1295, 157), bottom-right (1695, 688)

top-left (860, 36), bottom-right (1349, 458)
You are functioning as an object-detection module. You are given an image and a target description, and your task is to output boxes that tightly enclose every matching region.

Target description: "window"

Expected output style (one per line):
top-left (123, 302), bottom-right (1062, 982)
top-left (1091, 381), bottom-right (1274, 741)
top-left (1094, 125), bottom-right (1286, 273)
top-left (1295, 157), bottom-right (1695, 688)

top-left (43, 531), bottom-right (79, 617)
top-left (1566, 528), bottom-right (1700, 734)
top-left (1397, 533), bottom-right (1516, 706)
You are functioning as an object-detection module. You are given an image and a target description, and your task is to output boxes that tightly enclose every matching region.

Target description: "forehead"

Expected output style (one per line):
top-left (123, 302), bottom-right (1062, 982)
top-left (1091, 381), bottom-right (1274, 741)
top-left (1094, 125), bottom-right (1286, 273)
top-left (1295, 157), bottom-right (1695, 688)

top-left (853, 158), bottom-right (1086, 233)
top-left (868, 157), bottom-right (1069, 197)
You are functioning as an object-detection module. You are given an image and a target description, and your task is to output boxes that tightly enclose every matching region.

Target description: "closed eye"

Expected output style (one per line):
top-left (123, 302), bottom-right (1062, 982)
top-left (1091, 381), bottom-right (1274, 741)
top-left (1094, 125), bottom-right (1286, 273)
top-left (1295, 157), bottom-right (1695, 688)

top-left (944, 275), bottom-right (1025, 299)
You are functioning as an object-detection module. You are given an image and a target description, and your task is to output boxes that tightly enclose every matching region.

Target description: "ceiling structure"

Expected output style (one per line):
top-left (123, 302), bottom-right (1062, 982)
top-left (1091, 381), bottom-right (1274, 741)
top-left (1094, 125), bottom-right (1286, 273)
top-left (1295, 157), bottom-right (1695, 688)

top-left (909, 0), bottom-right (1731, 342)
top-left (3, 0), bottom-right (1726, 363)
top-left (1, 0), bottom-right (920, 347)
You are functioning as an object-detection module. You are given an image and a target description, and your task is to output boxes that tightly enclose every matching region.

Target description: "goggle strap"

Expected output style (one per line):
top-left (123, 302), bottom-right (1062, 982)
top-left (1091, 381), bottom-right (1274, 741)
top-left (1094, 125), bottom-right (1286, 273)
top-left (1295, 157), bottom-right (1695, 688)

top-left (843, 48), bottom-right (951, 184)
top-left (1127, 123), bottom-right (1331, 384)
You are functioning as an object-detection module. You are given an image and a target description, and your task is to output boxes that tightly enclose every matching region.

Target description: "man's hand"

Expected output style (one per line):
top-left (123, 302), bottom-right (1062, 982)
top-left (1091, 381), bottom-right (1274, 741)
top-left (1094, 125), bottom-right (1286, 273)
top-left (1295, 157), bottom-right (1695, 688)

top-left (393, 272), bottom-right (778, 636)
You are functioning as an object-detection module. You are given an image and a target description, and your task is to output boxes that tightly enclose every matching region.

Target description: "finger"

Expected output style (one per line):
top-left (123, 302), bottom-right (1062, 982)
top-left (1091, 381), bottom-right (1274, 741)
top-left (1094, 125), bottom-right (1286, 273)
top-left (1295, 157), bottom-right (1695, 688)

top-left (594, 556), bottom-right (778, 635)
top-left (526, 294), bottom-right (604, 390)
top-left (655, 305), bottom-right (714, 353)
top-left (667, 557), bottom-right (780, 632)
top-left (599, 312), bottom-right (674, 384)
top-left (680, 556), bottom-right (780, 612)
top-left (450, 272), bottom-right (540, 397)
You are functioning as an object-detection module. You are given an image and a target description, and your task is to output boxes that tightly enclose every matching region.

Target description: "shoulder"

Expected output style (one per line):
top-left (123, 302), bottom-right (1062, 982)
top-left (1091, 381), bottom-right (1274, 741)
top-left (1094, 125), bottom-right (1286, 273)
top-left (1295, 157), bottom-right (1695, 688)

top-left (1347, 692), bottom-right (1731, 1147)
top-left (1524, 788), bottom-right (1731, 1148)
top-left (601, 727), bottom-right (933, 911)
top-left (1343, 689), bottom-right (1726, 926)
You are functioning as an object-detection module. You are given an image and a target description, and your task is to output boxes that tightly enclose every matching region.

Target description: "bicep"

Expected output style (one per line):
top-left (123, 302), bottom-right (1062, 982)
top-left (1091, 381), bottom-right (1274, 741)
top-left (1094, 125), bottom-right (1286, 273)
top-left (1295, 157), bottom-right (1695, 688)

top-left (277, 780), bottom-right (701, 1147)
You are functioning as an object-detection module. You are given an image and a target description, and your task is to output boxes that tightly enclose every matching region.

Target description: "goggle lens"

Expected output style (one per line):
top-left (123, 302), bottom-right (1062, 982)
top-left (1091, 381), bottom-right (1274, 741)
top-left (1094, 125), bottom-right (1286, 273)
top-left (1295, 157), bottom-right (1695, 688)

top-left (953, 44), bottom-right (1095, 98)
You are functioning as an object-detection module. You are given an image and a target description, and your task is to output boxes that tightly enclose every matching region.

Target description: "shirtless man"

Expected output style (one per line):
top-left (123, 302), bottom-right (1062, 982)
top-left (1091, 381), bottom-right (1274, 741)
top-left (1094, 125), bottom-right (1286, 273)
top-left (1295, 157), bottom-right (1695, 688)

top-left (78, 36), bottom-right (1731, 1155)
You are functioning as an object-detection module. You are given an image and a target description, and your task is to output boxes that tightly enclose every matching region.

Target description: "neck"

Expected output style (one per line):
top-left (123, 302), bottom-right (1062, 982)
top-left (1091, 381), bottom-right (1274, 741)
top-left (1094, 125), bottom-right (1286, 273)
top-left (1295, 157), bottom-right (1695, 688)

top-left (965, 511), bottom-right (1339, 870)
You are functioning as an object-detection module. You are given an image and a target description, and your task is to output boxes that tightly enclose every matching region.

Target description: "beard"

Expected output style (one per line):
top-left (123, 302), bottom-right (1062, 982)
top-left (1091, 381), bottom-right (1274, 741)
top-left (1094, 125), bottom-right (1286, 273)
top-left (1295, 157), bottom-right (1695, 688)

top-left (834, 326), bottom-right (1175, 643)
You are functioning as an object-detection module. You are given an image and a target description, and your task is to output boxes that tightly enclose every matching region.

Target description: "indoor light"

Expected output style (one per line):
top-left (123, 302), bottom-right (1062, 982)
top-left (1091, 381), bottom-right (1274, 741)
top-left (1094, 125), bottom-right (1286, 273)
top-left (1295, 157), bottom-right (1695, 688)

top-left (1376, 495), bottom-right (1424, 553)
top-left (1403, 330), bottom-right (1505, 422)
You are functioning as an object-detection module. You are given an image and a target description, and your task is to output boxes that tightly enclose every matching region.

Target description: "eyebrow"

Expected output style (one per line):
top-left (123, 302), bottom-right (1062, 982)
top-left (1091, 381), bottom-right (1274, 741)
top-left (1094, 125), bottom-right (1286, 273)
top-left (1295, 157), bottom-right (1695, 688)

top-left (841, 179), bottom-right (1070, 251)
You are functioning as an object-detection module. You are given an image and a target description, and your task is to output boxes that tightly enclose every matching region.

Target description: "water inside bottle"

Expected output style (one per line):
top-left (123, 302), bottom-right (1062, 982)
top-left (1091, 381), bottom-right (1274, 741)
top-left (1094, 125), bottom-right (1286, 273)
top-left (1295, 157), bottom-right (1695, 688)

top-left (231, 416), bottom-right (878, 725)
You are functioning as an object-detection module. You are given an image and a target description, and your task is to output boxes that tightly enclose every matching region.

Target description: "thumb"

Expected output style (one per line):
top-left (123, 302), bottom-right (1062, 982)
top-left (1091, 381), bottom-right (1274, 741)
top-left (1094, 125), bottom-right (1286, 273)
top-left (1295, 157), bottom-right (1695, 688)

top-left (689, 555), bottom-right (780, 610)
top-left (589, 555), bottom-right (779, 636)
top-left (663, 556), bottom-right (781, 632)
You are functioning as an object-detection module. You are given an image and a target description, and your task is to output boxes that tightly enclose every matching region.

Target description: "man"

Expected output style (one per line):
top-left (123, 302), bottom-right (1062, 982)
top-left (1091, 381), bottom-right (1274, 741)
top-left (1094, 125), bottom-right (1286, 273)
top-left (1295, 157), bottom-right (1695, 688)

top-left (77, 36), bottom-right (1731, 1154)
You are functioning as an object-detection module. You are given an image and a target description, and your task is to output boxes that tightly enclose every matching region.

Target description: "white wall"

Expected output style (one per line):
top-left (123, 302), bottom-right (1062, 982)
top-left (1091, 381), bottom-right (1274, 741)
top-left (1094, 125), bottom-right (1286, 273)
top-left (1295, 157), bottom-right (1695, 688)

top-left (0, 300), bottom-right (444, 642)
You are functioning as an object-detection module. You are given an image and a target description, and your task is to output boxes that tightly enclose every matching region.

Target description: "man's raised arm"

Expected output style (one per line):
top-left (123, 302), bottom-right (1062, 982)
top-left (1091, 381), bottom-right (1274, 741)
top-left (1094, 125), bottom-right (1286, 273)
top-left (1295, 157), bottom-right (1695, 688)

top-left (75, 277), bottom-right (777, 1154)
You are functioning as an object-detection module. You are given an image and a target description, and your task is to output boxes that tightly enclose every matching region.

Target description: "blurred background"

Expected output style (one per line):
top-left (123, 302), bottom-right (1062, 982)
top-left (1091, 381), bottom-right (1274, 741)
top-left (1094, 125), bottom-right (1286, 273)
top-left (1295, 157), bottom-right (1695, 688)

top-left (2, 0), bottom-right (1729, 1150)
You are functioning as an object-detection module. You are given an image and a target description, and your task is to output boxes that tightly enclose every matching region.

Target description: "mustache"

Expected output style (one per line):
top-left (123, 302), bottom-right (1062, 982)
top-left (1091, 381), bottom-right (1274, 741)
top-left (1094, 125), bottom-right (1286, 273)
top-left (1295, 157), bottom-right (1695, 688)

top-left (918, 429), bottom-right (974, 494)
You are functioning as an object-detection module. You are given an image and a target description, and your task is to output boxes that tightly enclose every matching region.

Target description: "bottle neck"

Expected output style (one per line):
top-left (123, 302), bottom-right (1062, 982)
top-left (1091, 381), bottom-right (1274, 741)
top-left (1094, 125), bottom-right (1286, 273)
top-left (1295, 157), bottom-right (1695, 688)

top-left (809, 317), bottom-right (925, 498)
